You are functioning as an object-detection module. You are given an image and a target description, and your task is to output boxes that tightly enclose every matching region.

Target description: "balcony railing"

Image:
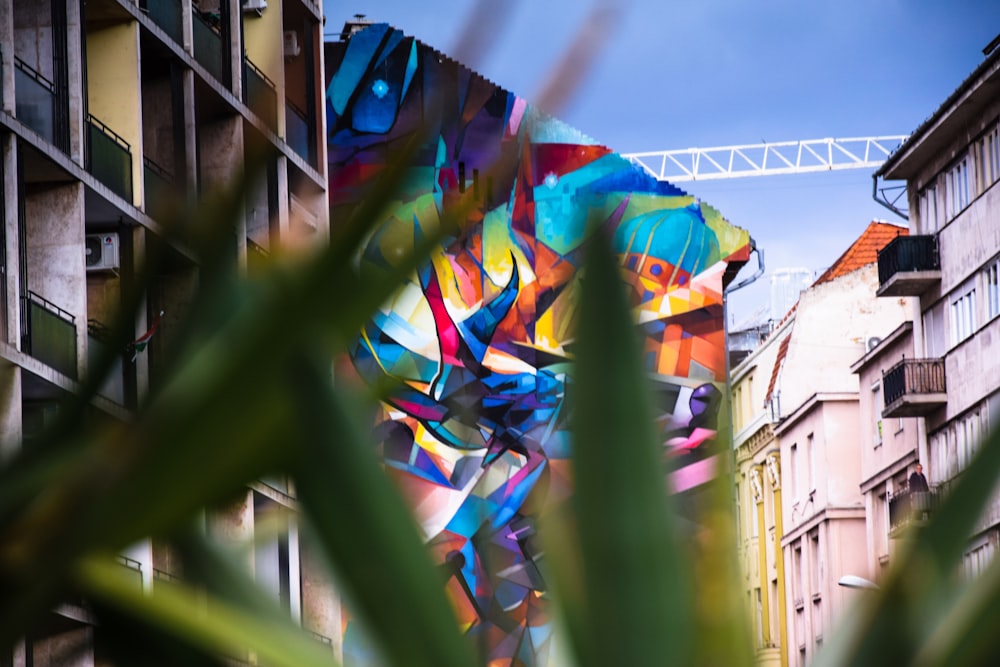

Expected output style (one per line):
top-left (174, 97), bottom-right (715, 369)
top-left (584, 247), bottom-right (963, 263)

top-left (87, 114), bottom-right (134, 202)
top-left (882, 358), bottom-right (946, 418)
top-left (244, 59), bottom-right (277, 131)
top-left (140, 0), bottom-right (183, 44)
top-left (21, 291), bottom-right (77, 379)
top-left (889, 488), bottom-right (938, 536)
top-left (286, 101), bottom-right (311, 164)
top-left (193, 10), bottom-right (228, 84)
top-left (14, 57), bottom-right (57, 145)
top-left (144, 156), bottom-right (174, 220)
top-left (877, 235), bottom-right (941, 297)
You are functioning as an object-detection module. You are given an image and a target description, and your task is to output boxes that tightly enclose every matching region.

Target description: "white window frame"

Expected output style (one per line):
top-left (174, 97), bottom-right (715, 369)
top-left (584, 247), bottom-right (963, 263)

top-left (978, 122), bottom-right (1000, 192)
top-left (950, 283), bottom-right (977, 345)
top-left (986, 258), bottom-right (1000, 322)
top-left (918, 182), bottom-right (940, 233)
top-left (945, 155), bottom-right (971, 220)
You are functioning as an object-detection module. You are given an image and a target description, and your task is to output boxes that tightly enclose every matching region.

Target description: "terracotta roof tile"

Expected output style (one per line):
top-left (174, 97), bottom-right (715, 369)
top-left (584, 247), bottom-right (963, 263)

top-left (765, 334), bottom-right (791, 403)
top-left (813, 220), bottom-right (908, 286)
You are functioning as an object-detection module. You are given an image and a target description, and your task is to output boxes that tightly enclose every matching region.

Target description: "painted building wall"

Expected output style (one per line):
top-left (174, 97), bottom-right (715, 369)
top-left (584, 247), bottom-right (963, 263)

top-left (325, 23), bottom-right (751, 666)
top-left (851, 322), bottom-right (920, 580)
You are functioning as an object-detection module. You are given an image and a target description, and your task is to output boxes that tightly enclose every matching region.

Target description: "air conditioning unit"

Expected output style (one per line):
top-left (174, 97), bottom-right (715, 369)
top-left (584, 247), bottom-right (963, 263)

top-left (85, 233), bottom-right (120, 272)
top-left (242, 0), bottom-right (266, 13)
top-left (283, 30), bottom-right (301, 58)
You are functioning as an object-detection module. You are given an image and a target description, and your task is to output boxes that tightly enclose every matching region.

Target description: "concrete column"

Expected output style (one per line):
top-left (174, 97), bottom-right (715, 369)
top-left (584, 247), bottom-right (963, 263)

top-left (2, 135), bottom-right (20, 345)
top-left (0, 363), bottom-right (23, 463)
top-left (300, 541), bottom-right (342, 662)
top-left (0, 0), bottom-right (13, 114)
top-left (225, 0), bottom-right (242, 99)
top-left (181, 67), bottom-right (198, 196)
top-left (64, 0), bottom-right (85, 162)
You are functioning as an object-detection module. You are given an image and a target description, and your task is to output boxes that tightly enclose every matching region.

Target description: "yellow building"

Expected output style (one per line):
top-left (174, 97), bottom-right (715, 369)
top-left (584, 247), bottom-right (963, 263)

top-left (732, 314), bottom-right (791, 667)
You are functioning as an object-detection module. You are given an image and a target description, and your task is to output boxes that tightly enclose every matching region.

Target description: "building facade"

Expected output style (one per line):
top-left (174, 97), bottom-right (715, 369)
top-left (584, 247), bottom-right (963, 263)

top-left (874, 37), bottom-right (1000, 578)
top-left (0, 0), bottom-right (330, 663)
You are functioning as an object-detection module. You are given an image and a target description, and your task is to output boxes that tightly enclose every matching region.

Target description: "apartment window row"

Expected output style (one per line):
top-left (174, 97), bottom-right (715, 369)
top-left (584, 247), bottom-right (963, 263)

top-left (917, 116), bottom-right (1000, 232)
top-left (964, 532), bottom-right (996, 579)
top-left (929, 406), bottom-right (989, 484)
top-left (928, 258), bottom-right (1000, 352)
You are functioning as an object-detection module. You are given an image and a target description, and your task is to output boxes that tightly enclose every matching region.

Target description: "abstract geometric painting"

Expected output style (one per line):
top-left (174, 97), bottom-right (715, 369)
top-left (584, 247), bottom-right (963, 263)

top-left (326, 22), bottom-right (751, 666)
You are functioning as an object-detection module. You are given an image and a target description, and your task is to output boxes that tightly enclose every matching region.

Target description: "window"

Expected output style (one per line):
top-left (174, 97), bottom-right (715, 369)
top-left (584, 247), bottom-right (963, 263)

top-left (874, 492), bottom-right (888, 559)
top-left (792, 544), bottom-right (803, 604)
top-left (791, 443), bottom-right (799, 500)
top-left (872, 382), bottom-right (883, 446)
top-left (950, 285), bottom-right (977, 344)
top-left (979, 123), bottom-right (1000, 192)
top-left (809, 530), bottom-right (821, 595)
top-left (806, 434), bottom-right (814, 492)
top-left (945, 155), bottom-right (970, 219)
top-left (918, 182), bottom-right (940, 232)
top-left (964, 536), bottom-right (995, 579)
top-left (986, 259), bottom-right (1000, 321)
top-left (923, 301), bottom-right (946, 358)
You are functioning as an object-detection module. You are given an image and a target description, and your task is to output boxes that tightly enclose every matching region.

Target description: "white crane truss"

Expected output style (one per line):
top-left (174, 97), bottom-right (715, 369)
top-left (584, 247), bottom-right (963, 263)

top-left (622, 136), bottom-right (908, 182)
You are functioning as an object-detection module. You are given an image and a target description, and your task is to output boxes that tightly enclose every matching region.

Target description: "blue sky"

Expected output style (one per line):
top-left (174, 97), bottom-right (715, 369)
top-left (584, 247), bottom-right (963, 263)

top-left (321, 0), bottom-right (1000, 324)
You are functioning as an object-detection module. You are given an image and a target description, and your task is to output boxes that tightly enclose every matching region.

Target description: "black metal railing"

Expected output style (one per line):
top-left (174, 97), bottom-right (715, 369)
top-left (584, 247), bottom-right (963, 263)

top-left (889, 488), bottom-right (938, 533)
top-left (21, 291), bottom-right (77, 379)
top-left (86, 114), bottom-right (134, 202)
top-left (14, 57), bottom-right (57, 144)
top-left (286, 101), bottom-right (310, 163)
top-left (883, 358), bottom-right (946, 406)
top-left (877, 235), bottom-right (940, 285)
top-left (244, 58), bottom-right (277, 131)
top-left (143, 156), bottom-right (174, 219)
top-left (192, 10), bottom-right (227, 84)
top-left (140, 0), bottom-right (183, 44)
top-left (117, 555), bottom-right (144, 588)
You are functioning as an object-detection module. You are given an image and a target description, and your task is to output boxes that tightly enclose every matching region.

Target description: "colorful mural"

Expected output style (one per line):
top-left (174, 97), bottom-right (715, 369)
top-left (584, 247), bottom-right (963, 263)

top-left (326, 22), bottom-right (751, 666)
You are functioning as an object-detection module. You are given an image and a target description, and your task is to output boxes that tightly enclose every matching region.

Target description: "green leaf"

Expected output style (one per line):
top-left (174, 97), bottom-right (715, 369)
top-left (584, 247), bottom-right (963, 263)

top-left (77, 555), bottom-right (336, 667)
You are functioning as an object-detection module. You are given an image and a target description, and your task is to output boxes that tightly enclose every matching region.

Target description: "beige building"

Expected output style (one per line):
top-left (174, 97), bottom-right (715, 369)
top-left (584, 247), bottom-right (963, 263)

top-left (873, 35), bottom-right (1000, 577)
top-left (0, 0), bottom-right (331, 663)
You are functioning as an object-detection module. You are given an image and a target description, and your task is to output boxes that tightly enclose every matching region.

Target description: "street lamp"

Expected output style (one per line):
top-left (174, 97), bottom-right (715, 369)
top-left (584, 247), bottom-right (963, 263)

top-left (838, 575), bottom-right (880, 591)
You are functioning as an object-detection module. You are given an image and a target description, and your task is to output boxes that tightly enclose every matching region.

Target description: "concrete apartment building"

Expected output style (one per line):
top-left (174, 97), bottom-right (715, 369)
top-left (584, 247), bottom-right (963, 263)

top-left (731, 221), bottom-right (910, 667)
top-left (872, 35), bottom-right (1000, 577)
top-left (0, 0), bottom-right (330, 663)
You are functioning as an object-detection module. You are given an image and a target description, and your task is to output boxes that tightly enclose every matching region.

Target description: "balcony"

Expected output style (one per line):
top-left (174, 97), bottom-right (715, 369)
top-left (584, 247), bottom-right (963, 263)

top-left (21, 291), bottom-right (78, 380)
top-left (889, 489), bottom-right (938, 537)
top-left (877, 235), bottom-right (941, 297)
top-left (86, 114), bottom-right (134, 202)
top-left (140, 0), bottom-right (183, 44)
top-left (244, 59), bottom-right (277, 131)
top-left (14, 57), bottom-right (57, 145)
top-left (286, 100), bottom-right (312, 165)
top-left (882, 358), bottom-right (946, 418)
top-left (192, 9), bottom-right (228, 85)
top-left (143, 156), bottom-right (174, 220)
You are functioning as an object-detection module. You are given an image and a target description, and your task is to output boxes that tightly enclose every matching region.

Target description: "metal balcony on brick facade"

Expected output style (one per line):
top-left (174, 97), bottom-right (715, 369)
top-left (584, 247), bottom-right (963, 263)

top-left (889, 489), bottom-right (938, 537)
top-left (876, 235), bottom-right (941, 297)
top-left (882, 358), bottom-right (946, 418)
